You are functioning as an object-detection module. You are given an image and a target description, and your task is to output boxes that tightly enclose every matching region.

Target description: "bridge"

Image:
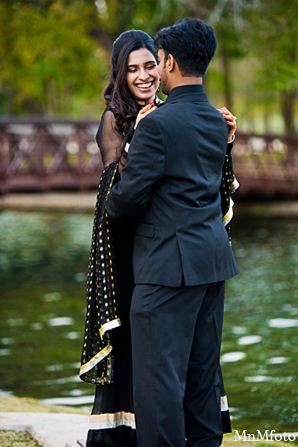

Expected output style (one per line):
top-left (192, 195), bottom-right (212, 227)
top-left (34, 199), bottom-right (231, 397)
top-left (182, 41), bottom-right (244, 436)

top-left (1, 117), bottom-right (298, 199)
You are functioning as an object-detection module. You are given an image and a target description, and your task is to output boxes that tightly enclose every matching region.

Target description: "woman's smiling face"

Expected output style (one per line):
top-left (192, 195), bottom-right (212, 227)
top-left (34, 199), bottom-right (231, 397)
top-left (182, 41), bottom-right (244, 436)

top-left (126, 48), bottom-right (159, 104)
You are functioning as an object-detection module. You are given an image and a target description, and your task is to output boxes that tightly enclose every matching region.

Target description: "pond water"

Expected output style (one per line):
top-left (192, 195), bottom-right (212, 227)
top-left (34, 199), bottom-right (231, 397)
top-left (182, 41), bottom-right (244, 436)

top-left (0, 208), bottom-right (297, 434)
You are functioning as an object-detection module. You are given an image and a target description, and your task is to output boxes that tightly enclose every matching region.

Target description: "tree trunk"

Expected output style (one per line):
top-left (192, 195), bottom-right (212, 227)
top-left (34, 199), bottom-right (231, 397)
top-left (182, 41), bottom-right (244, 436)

top-left (280, 90), bottom-right (296, 135)
top-left (221, 42), bottom-right (233, 111)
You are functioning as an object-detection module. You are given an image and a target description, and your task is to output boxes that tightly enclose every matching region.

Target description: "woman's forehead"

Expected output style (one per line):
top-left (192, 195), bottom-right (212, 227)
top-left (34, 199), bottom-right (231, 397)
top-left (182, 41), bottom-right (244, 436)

top-left (127, 48), bottom-right (156, 65)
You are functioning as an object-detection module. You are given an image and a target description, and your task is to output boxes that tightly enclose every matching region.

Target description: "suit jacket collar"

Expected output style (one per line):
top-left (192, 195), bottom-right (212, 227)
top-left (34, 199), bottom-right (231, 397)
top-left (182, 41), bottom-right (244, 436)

top-left (166, 84), bottom-right (207, 103)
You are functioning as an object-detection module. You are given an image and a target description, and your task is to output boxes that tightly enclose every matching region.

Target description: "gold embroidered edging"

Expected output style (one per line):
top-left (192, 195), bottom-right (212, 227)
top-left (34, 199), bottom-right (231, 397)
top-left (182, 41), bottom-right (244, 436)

top-left (230, 178), bottom-right (240, 193)
top-left (79, 344), bottom-right (112, 377)
top-left (89, 412), bottom-right (136, 430)
top-left (222, 198), bottom-right (234, 227)
top-left (99, 318), bottom-right (121, 338)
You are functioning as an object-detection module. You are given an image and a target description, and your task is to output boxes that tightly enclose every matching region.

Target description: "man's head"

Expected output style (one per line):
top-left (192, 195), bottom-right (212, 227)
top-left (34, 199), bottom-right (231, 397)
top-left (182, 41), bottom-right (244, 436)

top-left (154, 18), bottom-right (217, 94)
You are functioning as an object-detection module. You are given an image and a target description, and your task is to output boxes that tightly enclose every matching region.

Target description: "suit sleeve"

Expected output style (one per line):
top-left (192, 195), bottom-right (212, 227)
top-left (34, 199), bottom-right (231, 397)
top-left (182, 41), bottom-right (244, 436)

top-left (106, 114), bottom-right (165, 223)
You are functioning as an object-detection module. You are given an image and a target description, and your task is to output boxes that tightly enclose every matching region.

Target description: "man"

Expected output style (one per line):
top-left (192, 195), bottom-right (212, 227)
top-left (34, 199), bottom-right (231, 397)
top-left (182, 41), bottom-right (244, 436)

top-left (106, 18), bottom-right (239, 447)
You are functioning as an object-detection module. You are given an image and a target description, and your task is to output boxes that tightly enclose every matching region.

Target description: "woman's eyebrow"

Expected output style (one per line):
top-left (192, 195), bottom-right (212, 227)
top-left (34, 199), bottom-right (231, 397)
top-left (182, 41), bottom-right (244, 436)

top-left (128, 60), bottom-right (156, 67)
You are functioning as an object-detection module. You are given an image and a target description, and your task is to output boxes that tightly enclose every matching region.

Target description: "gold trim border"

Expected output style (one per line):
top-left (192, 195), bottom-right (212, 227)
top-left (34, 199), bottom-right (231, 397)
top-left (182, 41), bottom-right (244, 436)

top-left (89, 412), bottom-right (136, 430)
top-left (222, 198), bottom-right (234, 227)
top-left (79, 344), bottom-right (112, 377)
top-left (99, 318), bottom-right (121, 338)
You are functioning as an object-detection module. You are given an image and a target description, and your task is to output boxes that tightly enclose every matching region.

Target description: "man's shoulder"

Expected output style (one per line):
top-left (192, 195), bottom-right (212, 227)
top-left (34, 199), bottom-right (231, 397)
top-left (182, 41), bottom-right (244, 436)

top-left (151, 96), bottom-right (211, 118)
top-left (139, 104), bottom-right (167, 126)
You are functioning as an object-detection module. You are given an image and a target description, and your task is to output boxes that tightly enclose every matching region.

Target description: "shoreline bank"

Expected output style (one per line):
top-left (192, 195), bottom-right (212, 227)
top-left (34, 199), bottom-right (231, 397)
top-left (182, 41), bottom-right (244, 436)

top-left (1, 192), bottom-right (298, 216)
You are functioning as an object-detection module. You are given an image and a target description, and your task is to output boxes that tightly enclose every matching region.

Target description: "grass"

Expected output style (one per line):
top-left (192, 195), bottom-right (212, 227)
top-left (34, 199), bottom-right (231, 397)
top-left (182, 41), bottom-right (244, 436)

top-left (222, 433), bottom-right (294, 447)
top-left (0, 394), bottom-right (88, 447)
top-left (0, 430), bottom-right (42, 447)
top-left (0, 394), bottom-right (88, 414)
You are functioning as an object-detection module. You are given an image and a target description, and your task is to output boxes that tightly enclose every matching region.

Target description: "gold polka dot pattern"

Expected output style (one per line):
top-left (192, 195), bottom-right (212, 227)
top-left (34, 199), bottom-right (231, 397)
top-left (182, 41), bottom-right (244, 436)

top-left (79, 161), bottom-right (121, 385)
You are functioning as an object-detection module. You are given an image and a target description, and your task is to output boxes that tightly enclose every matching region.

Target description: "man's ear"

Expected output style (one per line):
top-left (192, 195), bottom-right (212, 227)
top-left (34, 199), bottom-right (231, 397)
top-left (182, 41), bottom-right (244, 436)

top-left (167, 54), bottom-right (175, 72)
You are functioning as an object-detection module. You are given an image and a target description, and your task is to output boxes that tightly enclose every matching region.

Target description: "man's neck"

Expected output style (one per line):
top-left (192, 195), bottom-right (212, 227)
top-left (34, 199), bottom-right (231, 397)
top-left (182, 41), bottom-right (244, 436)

top-left (179, 77), bottom-right (203, 85)
top-left (168, 76), bottom-right (203, 93)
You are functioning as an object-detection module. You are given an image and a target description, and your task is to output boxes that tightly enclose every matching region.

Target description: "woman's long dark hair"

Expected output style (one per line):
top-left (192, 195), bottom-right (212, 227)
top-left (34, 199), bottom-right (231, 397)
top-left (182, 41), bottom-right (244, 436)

top-left (104, 30), bottom-right (157, 143)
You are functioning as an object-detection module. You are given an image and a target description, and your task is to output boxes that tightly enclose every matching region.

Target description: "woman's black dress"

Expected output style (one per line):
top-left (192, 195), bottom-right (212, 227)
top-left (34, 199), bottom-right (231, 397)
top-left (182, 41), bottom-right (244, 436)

top-left (80, 109), bottom-right (137, 447)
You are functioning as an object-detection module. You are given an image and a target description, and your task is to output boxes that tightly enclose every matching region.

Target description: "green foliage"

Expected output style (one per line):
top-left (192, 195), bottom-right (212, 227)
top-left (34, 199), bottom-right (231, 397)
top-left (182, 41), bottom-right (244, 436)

top-left (241, 0), bottom-right (298, 133)
top-left (0, 0), bottom-right (298, 131)
top-left (0, 1), bottom-right (108, 116)
top-left (245, 0), bottom-right (298, 89)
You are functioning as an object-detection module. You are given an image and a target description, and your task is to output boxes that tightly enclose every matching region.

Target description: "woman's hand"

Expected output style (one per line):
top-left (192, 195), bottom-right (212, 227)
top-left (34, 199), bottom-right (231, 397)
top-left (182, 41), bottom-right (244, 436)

top-left (135, 101), bottom-right (158, 129)
top-left (217, 107), bottom-right (237, 143)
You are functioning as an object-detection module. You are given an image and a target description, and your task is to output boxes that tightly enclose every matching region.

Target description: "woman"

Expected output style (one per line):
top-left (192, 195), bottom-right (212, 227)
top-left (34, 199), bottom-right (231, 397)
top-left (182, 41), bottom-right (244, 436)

top-left (79, 30), bottom-right (237, 447)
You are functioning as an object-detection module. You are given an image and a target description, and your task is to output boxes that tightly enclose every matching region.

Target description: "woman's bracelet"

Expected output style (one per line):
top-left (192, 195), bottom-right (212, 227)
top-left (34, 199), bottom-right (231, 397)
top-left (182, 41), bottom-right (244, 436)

top-left (228, 133), bottom-right (235, 144)
top-left (119, 156), bottom-right (126, 167)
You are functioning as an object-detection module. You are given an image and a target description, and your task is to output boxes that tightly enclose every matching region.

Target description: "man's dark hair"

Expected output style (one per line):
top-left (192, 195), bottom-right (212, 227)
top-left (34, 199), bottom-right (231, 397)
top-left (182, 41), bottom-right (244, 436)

top-left (154, 18), bottom-right (217, 77)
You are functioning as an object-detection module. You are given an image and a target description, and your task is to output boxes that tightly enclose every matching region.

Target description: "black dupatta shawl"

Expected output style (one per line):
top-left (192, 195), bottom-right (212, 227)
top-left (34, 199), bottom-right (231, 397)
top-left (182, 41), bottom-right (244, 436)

top-left (80, 161), bottom-right (121, 385)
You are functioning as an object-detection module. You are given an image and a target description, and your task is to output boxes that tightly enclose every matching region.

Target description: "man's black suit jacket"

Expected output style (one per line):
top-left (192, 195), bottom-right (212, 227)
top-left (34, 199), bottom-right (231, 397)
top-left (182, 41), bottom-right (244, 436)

top-left (106, 84), bottom-right (238, 287)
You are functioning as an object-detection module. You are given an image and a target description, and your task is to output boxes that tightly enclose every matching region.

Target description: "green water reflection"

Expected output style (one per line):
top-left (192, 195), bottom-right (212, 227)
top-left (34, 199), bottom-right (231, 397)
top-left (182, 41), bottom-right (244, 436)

top-left (222, 215), bottom-right (298, 432)
top-left (0, 209), bottom-right (297, 432)
top-left (0, 210), bottom-right (92, 405)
